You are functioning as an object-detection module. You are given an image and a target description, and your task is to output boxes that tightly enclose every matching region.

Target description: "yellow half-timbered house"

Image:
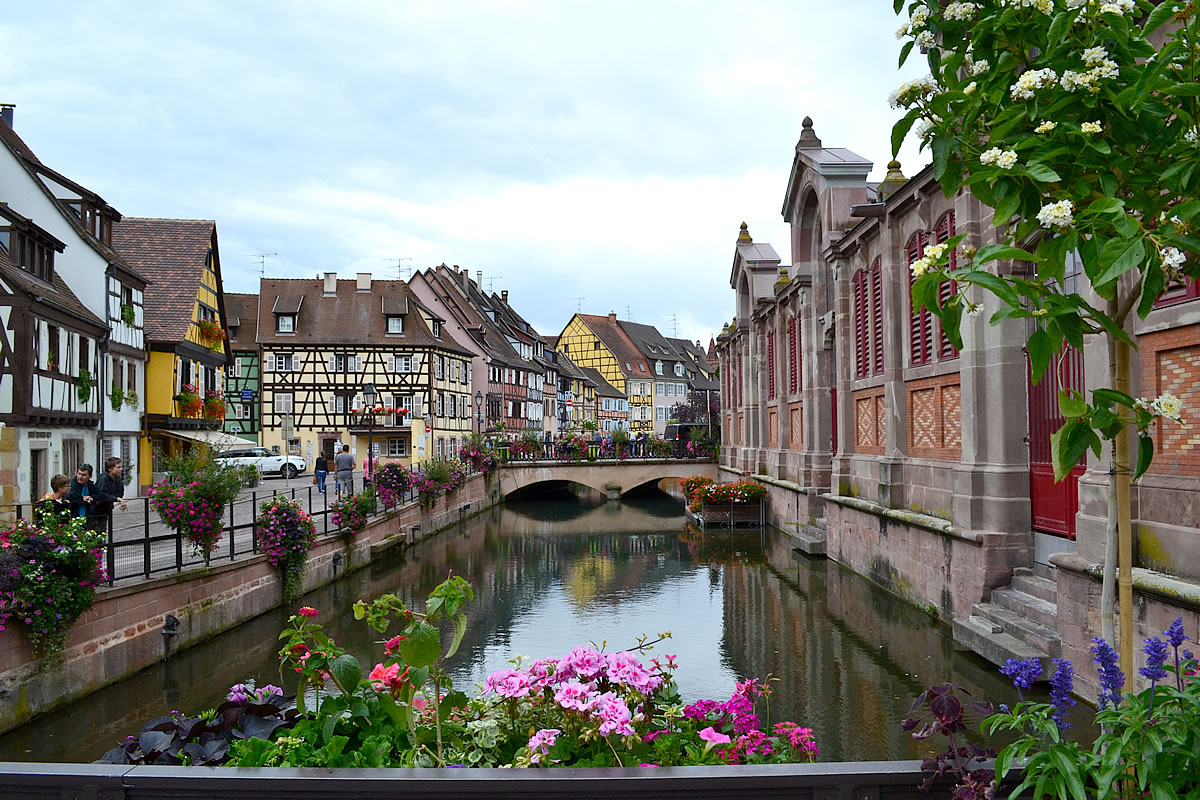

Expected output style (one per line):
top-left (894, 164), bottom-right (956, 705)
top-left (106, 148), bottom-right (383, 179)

top-left (112, 218), bottom-right (232, 490)
top-left (556, 313), bottom-right (651, 432)
top-left (257, 273), bottom-right (473, 470)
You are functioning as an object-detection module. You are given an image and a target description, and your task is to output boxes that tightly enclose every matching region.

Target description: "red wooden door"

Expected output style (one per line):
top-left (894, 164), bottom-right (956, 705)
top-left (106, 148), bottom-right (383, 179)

top-left (1028, 347), bottom-right (1085, 538)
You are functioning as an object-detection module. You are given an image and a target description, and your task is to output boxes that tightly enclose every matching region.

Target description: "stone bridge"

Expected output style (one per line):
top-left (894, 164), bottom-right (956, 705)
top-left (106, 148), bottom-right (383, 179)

top-left (496, 459), bottom-right (718, 499)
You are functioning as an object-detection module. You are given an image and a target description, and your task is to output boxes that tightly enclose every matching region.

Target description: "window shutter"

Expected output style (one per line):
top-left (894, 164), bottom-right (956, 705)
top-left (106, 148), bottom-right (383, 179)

top-left (935, 213), bottom-right (959, 360)
top-left (908, 233), bottom-right (933, 366)
top-left (871, 259), bottom-right (885, 374)
top-left (411, 354), bottom-right (421, 374)
top-left (767, 333), bottom-right (775, 399)
top-left (386, 355), bottom-right (394, 372)
top-left (292, 354), bottom-right (301, 372)
top-left (263, 353), bottom-right (272, 373)
top-left (853, 270), bottom-right (867, 378)
top-left (328, 395), bottom-right (336, 414)
top-left (328, 354), bottom-right (336, 372)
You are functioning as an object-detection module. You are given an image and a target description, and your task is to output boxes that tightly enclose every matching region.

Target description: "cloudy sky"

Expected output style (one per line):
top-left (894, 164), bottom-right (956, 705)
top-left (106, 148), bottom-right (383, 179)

top-left (2, 1), bottom-right (928, 346)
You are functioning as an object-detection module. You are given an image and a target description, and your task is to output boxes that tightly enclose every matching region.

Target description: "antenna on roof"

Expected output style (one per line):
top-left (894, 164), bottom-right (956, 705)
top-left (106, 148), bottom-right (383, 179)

top-left (667, 314), bottom-right (678, 337)
top-left (246, 253), bottom-right (278, 277)
top-left (625, 305), bottom-right (631, 321)
top-left (485, 276), bottom-right (504, 293)
top-left (380, 257), bottom-right (412, 280)
top-left (573, 297), bottom-right (584, 312)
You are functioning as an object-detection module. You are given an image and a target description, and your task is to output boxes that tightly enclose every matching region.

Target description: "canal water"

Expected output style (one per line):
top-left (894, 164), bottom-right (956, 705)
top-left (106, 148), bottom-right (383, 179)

top-left (0, 487), bottom-right (1093, 763)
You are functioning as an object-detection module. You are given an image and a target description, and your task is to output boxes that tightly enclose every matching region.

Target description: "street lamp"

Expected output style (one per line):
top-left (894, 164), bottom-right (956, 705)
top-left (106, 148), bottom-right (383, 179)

top-left (363, 382), bottom-right (377, 488)
top-left (474, 390), bottom-right (483, 435)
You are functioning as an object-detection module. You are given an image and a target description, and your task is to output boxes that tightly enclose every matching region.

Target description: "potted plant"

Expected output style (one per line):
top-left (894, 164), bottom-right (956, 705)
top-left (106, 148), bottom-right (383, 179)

top-left (175, 384), bottom-right (203, 418)
top-left (120, 304), bottom-right (136, 327)
top-left (147, 450), bottom-right (243, 565)
top-left (110, 384), bottom-right (124, 411)
top-left (75, 369), bottom-right (94, 404)
top-left (255, 497), bottom-right (317, 601)
top-left (203, 390), bottom-right (226, 421)
top-left (124, 389), bottom-right (139, 410)
top-left (196, 319), bottom-right (226, 351)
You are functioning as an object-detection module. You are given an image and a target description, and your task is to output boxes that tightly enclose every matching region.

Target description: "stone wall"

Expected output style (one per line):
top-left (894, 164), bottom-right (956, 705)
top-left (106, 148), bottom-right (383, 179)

top-left (0, 473), bottom-right (497, 736)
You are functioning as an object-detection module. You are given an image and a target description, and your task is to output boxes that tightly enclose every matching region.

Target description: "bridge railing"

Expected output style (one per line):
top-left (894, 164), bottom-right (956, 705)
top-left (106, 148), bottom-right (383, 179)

top-left (495, 441), bottom-right (715, 463)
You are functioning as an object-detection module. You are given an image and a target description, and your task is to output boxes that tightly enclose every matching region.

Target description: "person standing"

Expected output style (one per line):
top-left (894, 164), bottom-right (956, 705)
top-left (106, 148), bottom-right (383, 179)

top-left (65, 463), bottom-right (116, 531)
top-left (92, 457), bottom-right (128, 532)
top-left (334, 444), bottom-right (355, 498)
top-left (314, 453), bottom-right (329, 494)
top-left (35, 474), bottom-right (73, 527)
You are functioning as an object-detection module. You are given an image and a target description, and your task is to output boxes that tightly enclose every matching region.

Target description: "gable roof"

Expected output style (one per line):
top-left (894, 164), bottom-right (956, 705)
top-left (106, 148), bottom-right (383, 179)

top-left (224, 292), bottom-right (260, 353)
top-left (255, 277), bottom-right (472, 354)
top-left (579, 366), bottom-right (622, 398)
top-left (618, 320), bottom-right (685, 368)
top-left (0, 120), bottom-right (146, 285)
top-left (575, 314), bottom-right (650, 377)
top-left (111, 217), bottom-right (218, 344)
top-left (0, 248), bottom-right (106, 331)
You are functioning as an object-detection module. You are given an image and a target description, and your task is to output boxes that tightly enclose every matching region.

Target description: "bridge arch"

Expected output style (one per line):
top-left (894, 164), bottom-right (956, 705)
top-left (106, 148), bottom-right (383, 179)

top-left (497, 461), bottom-right (718, 499)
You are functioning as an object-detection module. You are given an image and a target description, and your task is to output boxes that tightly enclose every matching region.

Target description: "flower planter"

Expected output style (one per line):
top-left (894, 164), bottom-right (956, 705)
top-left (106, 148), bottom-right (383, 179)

top-left (689, 501), bottom-right (764, 529)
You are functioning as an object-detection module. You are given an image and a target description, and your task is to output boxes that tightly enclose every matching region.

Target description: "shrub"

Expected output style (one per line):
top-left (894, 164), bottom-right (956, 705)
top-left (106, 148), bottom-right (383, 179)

top-left (556, 433), bottom-right (589, 461)
top-left (0, 517), bottom-right (106, 660)
top-left (148, 449), bottom-right (243, 565)
top-left (458, 444), bottom-right (499, 476)
top-left (255, 498), bottom-right (317, 601)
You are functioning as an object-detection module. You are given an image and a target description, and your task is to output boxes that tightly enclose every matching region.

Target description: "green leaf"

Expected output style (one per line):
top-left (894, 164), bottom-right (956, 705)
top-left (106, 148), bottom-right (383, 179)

top-left (1085, 197), bottom-right (1125, 216)
top-left (1046, 11), bottom-right (1072, 45)
top-left (995, 192), bottom-right (1022, 226)
top-left (891, 110), bottom-right (919, 158)
top-left (1051, 750), bottom-right (1089, 800)
top-left (1059, 389), bottom-right (1087, 419)
top-left (1134, 434), bottom-right (1154, 481)
top-left (397, 622), bottom-right (441, 669)
top-left (322, 713), bottom-right (338, 745)
top-left (329, 653), bottom-right (362, 694)
top-left (893, 0), bottom-right (905, 14)
top-left (899, 39), bottom-right (914, 68)
top-left (1165, 82), bottom-right (1200, 96)
top-left (1138, 261), bottom-right (1164, 318)
top-left (1027, 328), bottom-right (1052, 385)
top-left (974, 245), bottom-right (1037, 264)
top-left (1096, 236), bottom-right (1146, 286)
top-left (445, 613), bottom-right (468, 660)
top-left (932, 134), bottom-right (952, 182)
top-left (1093, 388), bottom-right (1135, 408)
top-left (1024, 162), bottom-right (1062, 183)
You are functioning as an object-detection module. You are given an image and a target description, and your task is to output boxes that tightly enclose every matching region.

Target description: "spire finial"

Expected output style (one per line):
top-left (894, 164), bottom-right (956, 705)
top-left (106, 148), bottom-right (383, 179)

top-left (796, 116), bottom-right (822, 149)
top-left (738, 222), bottom-right (752, 243)
top-left (877, 159), bottom-right (908, 201)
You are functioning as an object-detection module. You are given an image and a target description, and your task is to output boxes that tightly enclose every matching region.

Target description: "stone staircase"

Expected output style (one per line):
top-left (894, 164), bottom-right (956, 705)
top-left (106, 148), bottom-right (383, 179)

top-left (953, 566), bottom-right (1061, 670)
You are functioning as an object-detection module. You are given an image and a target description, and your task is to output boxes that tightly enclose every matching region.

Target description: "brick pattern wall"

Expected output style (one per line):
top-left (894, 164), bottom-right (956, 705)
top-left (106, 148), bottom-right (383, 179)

top-left (906, 373), bottom-right (962, 460)
top-left (789, 402), bottom-right (803, 449)
top-left (1141, 323), bottom-right (1200, 475)
top-left (853, 388), bottom-right (885, 455)
top-left (768, 409), bottom-right (779, 448)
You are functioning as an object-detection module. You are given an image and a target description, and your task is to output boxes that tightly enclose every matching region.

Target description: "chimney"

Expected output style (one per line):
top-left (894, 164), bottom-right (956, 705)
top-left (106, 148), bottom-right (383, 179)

top-left (0, 104), bottom-right (13, 128)
top-left (356, 272), bottom-right (371, 292)
top-left (323, 272), bottom-right (337, 296)
top-left (608, 311), bottom-right (617, 326)
top-left (476, 270), bottom-right (482, 289)
top-left (501, 290), bottom-right (508, 304)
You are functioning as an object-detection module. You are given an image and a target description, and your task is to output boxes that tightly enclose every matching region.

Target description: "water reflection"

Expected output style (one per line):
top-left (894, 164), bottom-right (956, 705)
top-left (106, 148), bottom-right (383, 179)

top-left (0, 489), bottom-right (1093, 763)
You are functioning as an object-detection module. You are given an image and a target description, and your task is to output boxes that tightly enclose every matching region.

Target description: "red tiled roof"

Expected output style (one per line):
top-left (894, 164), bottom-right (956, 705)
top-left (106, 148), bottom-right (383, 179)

top-left (224, 292), bottom-right (260, 352)
top-left (111, 217), bottom-right (217, 345)
top-left (576, 314), bottom-right (649, 377)
top-left (0, 250), bottom-right (106, 330)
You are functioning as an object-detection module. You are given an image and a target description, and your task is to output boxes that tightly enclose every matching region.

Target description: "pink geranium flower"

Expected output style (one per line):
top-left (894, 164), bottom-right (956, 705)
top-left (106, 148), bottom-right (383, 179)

top-left (484, 668), bottom-right (532, 698)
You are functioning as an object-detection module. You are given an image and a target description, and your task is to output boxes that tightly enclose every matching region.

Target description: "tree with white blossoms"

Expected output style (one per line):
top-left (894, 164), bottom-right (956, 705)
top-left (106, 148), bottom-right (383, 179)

top-left (891, 0), bottom-right (1197, 674)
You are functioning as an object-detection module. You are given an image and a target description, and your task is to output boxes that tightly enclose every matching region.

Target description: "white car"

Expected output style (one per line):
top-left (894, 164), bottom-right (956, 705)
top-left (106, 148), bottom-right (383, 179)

top-left (214, 447), bottom-right (306, 479)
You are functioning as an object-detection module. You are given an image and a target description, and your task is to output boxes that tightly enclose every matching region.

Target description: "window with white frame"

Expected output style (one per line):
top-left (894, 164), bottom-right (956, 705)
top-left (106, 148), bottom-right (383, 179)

top-left (432, 321), bottom-right (442, 338)
top-left (387, 316), bottom-right (403, 334)
top-left (276, 393), bottom-right (293, 414)
top-left (231, 358), bottom-right (242, 378)
top-left (655, 361), bottom-right (663, 375)
top-left (656, 406), bottom-right (667, 420)
top-left (277, 315), bottom-right (295, 333)
top-left (274, 353), bottom-right (297, 371)
top-left (387, 438), bottom-right (407, 457)
top-left (674, 363), bottom-right (684, 377)
top-left (449, 394), bottom-right (457, 417)
top-left (394, 354), bottom-right (411, 373)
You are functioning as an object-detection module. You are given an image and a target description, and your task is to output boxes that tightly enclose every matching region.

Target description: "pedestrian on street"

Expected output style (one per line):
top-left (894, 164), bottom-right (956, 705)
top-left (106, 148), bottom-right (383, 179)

top-left (334, 445), bottom-right (355, 498)
top-left (314, 453), bottom-right (329, 493)
top-left (92, 457), bottom-right (128, 532)
top-left (66, 463), bottom-right (116, 531)
top-left (35, 474), bottom-right (73, 527)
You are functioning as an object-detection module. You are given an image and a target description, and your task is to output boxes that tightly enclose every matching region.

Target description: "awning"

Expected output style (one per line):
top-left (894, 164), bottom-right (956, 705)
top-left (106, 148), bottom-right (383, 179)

top-left (160, 429), bottom-right (255, 449)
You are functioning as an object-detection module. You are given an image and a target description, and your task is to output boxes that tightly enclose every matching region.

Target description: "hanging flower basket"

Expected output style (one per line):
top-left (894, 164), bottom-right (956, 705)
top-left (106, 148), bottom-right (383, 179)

top-left (196, 319), bottom-right (226, 351)
top-left (175, 384), bottom-right (203, 418)
top-left (204, 391), bottom-right (226, 421)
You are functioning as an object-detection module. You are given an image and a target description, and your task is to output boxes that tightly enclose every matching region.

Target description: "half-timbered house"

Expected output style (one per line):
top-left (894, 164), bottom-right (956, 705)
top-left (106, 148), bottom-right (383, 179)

top-left (224, 292), bottom-right (260, 442)
top-left (112, 218), bottom-right (233, 490)
top-left (0, 207), bottom-right (107, 509)
top-left (256, 273), bottom-right (473, 469)
top-left (556, 313), bottom-right (650, 432)
top-left (0, 107), bottom-right (149, 500)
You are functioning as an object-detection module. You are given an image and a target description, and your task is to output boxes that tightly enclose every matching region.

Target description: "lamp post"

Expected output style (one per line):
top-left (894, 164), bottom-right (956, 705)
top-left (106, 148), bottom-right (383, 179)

top-left (474, 390), bottom-right (483, 436)
top-left (363, 382), bottom-right (377, 489)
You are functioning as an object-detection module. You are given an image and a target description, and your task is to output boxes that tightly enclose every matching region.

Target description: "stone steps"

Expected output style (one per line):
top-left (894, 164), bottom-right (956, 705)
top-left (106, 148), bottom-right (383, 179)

top-left (953, 569), bottom-right (1062, 671)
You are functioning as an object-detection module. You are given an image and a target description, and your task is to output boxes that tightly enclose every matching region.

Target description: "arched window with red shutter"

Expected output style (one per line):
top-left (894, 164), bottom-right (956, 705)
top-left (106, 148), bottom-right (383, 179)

top-left (870, 258), bottom-right (884, 375)
top-left (907, 232), bottom-right (933, 366)
top-left (853, 269), bottom-right (869, 378)
top-left (788, 316), bottom-right (799, 394)
top-left (935, 212), bottom-right (959, 360)
top-left (767, 331), bottom-right (776, 399)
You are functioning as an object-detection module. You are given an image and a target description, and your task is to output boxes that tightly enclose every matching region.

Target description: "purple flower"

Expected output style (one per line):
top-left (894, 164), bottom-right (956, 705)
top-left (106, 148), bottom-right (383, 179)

top-left (1000, 657), bottom-right (1043, 697)
top-left (1091, 637), bottom-right (1124, 710)
top-left (1141, 636), bottom-right (1170, 683)
top-left (1164, 617), bottom-right (1189, 649)
top-left (1048, 658), bottom-right (1075, 733)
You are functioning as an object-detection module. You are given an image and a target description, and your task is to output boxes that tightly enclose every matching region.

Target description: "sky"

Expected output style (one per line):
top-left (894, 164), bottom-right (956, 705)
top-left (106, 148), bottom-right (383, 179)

top-left (1, 1), bottom-right (930, 347)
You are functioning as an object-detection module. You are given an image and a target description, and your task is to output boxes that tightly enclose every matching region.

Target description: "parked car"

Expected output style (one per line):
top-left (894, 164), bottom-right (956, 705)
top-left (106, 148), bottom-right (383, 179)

top-left (214, 447), bottom-right (306, 479)
top-left (663, 423), bottom-right (709, 457)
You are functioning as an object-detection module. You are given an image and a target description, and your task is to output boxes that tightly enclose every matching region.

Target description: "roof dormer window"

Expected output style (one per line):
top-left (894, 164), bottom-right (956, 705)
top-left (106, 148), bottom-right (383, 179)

top-left (674, 363), bottom-right (684, 377)
top-left (655, 360), bottom-right (663, 375)
top-left (387, 316), bottom-right (404, 334)
top-left (432, 320), bottom-right (442, 337)
top-left (277, 314), bottom-right (295, 333)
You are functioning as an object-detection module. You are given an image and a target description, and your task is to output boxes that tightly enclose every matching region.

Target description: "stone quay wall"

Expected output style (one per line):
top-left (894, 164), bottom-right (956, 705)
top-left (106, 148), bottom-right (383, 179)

top-left (0, 473), bottom-right (498, 736)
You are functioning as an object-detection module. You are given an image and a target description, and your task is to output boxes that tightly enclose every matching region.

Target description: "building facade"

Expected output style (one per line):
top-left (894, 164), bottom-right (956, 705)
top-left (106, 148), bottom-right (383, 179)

top-left (556, 313), bottom-right (652, 432)
top-left (223, 292), bottom-right (260, 442)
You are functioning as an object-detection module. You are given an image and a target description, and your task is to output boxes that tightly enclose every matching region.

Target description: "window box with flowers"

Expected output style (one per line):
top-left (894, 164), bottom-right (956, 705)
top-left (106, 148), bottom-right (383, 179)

top-left (75, 369), bottom-right (94, 405)
top-left (196, 319), bottom-right (226, 351)
top-left (204, 390), bottom-right (226, 421)
top-left (175, 384), bottom-right (203, 418)
top-left (688, 480), bottom-right (767, 528)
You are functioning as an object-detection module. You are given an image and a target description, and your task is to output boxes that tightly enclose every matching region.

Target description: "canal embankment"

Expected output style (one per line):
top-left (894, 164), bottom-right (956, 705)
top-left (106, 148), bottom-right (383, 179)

top-left (0, 473), bottom-right (500, 737)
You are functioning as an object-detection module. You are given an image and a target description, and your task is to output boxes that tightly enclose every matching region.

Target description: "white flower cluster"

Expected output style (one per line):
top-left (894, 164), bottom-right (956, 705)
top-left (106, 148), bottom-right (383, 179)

top-left (1186, 127), bottom-right (1199, 144)
top-left (944, 1), bottom-right (979, 20)
top-left (1080, 120), bottom-right (1103, 134)
top-left (1061, 47), bottom-right (1119, 93)
top-left (964, 81), bottom-right (978, 95)
top-left (1002, 0), bottom-right (1053, 12)
top-left (916, 30), bottom-right (937, 48)
top-left (980, 147), bottom-right (1019, 169)
top-left (889, 74), bottom-right (938, 108)
top-left (897, 23), bottom-right (910, 39)
top-left (925, 242), bottom-right (949, 261)
top-left (1010, 68), bottom-right (1058, 100)
top-left (910, 4), bottom-right (931, 27)
top-left (1161, 247), bottom-right (1187, 279)
top-left (909, 242), bottom-right (949, 279)
top-left (1099, 0), bottom-right (1136, 14)
top-left (1037, 199), bottom-right (1075, 229)
top-left (1135, 393), bottom-right (1185, 423)
top-left (1035, 120), bottom-right (1057, 133)
top-left (970, 58), bottom-right (990, 76)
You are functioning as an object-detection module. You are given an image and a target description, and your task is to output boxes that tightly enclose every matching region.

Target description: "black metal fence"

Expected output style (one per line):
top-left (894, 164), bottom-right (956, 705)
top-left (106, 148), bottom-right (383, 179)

top-left (7, 476), bottom-right (419, 588)
top-left (0, 760), bottom-right (1010, 799)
